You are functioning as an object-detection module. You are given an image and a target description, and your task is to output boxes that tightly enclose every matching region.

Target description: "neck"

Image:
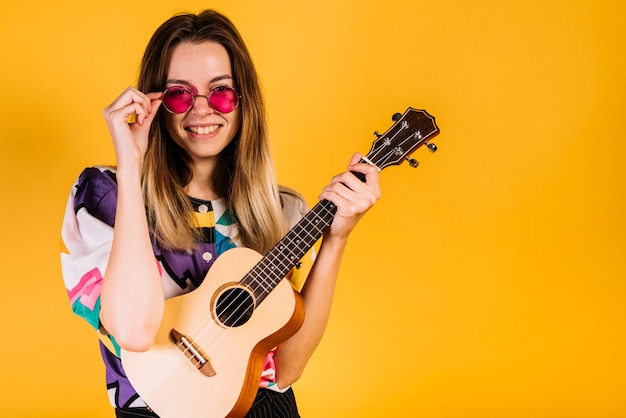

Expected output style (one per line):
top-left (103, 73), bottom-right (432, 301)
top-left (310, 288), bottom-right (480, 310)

top-left (186, 159), bottom-right (219, 200)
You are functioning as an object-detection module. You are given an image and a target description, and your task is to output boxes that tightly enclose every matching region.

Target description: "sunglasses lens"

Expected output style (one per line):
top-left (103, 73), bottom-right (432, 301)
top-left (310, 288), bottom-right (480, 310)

top-left (210, 86), bottom-right (239, 113)
top-left (163, 87), bottom-right (194, 113)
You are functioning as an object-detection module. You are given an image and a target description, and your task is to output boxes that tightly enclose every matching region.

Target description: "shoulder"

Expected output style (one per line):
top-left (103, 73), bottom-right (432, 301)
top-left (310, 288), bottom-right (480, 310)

top-left (72, 166), bottom-right (118, 227)
top-left (278, 185), bottom-right (309, 229)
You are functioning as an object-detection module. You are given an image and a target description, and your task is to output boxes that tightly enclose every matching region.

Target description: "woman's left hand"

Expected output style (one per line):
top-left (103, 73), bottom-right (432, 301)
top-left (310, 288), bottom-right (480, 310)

top-left (317, 153), bottom-right (381, 240)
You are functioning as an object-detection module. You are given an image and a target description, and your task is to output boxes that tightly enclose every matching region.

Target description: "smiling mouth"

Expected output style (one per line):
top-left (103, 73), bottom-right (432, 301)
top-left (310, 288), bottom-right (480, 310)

top-left (188, 125), bottom-right (219, 135)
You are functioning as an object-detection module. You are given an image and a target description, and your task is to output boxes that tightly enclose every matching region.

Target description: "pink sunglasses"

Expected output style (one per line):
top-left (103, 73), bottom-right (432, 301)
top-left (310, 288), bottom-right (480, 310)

top-left (162, 85), bottom-right (241, 114)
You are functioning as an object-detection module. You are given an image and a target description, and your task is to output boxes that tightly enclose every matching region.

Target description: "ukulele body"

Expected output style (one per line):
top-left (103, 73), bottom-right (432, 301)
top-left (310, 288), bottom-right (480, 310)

top-left (122, 247), bottom-right (305, 418)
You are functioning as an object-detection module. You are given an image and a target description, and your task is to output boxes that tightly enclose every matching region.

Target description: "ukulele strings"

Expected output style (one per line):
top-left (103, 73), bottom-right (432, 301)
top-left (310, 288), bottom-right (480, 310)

top-left (182, 200), bottom-right (335, 358)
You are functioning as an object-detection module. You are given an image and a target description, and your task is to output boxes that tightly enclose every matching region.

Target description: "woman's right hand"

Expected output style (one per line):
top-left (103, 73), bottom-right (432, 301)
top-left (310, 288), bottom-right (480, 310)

top-left (103, 87), bottom-right (163, 172)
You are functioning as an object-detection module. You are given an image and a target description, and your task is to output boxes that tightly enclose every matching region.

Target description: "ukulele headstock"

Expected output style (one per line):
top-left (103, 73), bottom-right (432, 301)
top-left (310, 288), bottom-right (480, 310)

top-left (365, 108), bottom-right (440, 171)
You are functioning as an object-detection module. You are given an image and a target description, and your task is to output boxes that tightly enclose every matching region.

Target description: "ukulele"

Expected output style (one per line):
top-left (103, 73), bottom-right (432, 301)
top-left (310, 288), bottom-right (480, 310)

top-left (121, 107), bottom-right (440, 418)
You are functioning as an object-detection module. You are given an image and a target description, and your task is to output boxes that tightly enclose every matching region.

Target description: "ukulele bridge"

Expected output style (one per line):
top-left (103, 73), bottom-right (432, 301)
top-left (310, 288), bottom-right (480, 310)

top-left (170, 328), bottom-right (217, 377)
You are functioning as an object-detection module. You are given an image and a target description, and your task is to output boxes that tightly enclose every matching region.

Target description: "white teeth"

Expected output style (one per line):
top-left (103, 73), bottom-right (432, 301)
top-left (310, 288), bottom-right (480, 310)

top-left (189, 125), bottom-right (219, 135)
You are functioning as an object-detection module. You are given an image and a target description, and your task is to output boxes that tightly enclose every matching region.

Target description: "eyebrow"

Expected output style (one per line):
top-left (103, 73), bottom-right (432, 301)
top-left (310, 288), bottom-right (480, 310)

top-left (166, 75), bottom-right (233, 85)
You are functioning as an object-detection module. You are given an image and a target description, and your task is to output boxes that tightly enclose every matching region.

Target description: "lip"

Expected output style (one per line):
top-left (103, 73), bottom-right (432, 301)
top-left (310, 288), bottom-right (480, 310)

top-left (185, 123), bottom-right (222, 137)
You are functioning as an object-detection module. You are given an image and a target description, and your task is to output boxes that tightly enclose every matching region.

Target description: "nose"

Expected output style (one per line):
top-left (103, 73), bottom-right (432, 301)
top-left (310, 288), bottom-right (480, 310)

top-left (191, 94), bottom-right (214, 115)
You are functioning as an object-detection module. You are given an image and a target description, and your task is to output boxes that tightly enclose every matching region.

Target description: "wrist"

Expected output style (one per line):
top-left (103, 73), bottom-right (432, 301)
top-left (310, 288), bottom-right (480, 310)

top-left (115, 160), bottom-right (143, 184)
top-left (320, 231), bottom-right (349, 252)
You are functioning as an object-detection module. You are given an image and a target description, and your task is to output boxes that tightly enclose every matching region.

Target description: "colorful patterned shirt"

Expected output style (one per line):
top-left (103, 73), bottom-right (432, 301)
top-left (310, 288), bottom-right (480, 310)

top-left (60, 166), bottom-right (310, 408)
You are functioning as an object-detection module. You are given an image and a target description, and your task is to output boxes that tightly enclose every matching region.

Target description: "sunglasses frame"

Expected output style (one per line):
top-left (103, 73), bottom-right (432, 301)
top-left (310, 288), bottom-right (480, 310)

top-left (161, 85), bottom-right (242, 114)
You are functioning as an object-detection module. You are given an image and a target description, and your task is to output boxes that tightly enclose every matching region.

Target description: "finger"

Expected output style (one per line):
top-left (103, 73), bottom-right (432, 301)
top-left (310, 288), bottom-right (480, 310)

top-left (320, 179), bottom-right (365, 208)
top-left (142, 92), bottom-right (163, 124)
top-left (347, 164), bottom-right (381, 197)
top-left (105, 87), bottom-right (152, 118)
top-left (321, 186), bottom-right (372, 219)
top-left (318, 187), bottom-right (353, 214)
top-left (348, 152), bottom-right (362, 166)
top-left (337, 167), bottom-right (379, 196)
top-left (131, 92), bottom-right (163, 125)
top-left (114, 102), bottom-right (151, 123)
top-left (145, 91), bottom-right (164, 108)
top-left (340, 168), bottom-right (381, 205)
top-left (124, 87), bottom-right (151, 110)
top-left (348, 158), bottom-right (379, 178)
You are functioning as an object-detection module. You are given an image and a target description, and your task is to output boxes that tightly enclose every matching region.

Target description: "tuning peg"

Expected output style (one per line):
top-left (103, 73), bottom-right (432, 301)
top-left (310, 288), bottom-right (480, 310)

top-left (406, 158), bottom-right (419, 168)
top-left (426, 142), bottom-right (438, 153)
top-left (373, 131), bottom-right (382, 138)
top-left (392, 113), bottom-right (402, 122)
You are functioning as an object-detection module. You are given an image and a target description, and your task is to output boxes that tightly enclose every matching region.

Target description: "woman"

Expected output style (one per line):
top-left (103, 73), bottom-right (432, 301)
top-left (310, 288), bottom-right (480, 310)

top-left (61, 9), bottom-right (380, 417)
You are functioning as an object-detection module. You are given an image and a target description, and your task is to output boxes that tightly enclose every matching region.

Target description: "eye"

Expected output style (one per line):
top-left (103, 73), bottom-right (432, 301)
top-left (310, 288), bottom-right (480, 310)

top-left (211, 85), bottom-right (230, 93)
top-left (167, 86), bottom-right (191, 96)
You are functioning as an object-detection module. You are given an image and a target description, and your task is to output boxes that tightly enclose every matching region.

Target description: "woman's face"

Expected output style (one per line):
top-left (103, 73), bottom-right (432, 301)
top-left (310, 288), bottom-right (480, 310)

top-left (163, 41), bottom-right (241, 167)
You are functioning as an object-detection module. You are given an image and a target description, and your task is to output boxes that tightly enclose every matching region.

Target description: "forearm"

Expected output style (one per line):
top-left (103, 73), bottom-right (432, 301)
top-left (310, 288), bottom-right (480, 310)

top-left (100, 168), bottom-right (164, 352)
top-left (272, 156), bottom-right (380, 386)
top-left (273, 234), bottom-right (349, 387)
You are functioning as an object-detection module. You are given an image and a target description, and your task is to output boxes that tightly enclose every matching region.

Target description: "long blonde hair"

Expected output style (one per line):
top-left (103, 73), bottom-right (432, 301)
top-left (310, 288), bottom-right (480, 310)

top-left (137, 10), bottom-right (284, 254)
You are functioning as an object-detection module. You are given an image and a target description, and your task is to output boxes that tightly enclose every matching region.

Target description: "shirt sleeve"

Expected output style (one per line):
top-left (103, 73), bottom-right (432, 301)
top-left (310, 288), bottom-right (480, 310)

top-left (60, 167), bottom-right (118, 330)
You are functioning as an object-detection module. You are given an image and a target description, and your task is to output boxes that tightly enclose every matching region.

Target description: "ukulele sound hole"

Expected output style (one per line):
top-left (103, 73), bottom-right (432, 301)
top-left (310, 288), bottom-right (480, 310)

top-left (214, 287), bottom-right (255, 327)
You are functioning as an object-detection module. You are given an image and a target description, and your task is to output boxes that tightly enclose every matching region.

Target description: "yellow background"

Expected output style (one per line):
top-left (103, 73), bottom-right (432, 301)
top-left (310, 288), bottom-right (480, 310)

top-left (1, 0), bottom-right (624, 417)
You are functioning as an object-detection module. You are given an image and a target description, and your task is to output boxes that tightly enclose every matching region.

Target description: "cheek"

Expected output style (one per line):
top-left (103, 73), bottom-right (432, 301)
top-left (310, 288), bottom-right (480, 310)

top-left (230, 109), bottom-right (242, 135)
top-left (163, 113), bottom-right (184, 140)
